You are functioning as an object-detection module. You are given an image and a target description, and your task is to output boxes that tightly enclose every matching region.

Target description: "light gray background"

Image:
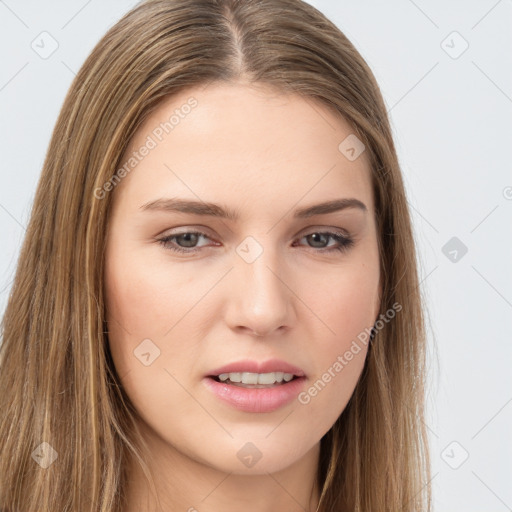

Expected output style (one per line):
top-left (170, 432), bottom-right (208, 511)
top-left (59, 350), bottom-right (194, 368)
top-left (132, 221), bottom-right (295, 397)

top-left (1, 1), bottom-right (511, 510)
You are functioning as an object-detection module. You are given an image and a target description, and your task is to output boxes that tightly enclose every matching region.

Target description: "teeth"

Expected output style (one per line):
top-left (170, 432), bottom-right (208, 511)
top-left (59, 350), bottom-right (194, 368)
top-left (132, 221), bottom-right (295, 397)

top-left (217, 371), bottom-right (296, 384)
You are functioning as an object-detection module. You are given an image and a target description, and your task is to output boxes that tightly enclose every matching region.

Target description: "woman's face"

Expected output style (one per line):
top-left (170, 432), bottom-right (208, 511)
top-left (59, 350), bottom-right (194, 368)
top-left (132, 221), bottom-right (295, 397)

top-left (104, 82), bottom-right (381, 475)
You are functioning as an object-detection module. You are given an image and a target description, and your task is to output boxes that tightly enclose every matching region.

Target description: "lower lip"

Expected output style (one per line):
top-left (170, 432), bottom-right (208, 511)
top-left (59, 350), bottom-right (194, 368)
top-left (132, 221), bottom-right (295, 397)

top-left (203, 376), bottom-right (306, 413)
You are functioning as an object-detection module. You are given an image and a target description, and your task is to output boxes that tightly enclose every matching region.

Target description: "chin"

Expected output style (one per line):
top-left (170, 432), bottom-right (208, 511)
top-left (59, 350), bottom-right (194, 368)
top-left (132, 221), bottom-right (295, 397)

top-left (188, 436), bottom-right (314, 476)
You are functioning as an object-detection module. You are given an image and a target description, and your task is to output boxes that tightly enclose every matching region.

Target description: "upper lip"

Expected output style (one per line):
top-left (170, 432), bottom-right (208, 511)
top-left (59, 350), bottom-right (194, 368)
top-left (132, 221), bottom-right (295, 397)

top-left (207, 358), bottom-right (306, 378)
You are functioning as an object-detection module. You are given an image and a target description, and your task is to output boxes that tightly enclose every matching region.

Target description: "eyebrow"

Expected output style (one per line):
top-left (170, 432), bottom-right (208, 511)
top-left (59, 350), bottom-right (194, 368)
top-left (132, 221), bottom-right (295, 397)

top-left (139, 197), bottom-right (367, 220)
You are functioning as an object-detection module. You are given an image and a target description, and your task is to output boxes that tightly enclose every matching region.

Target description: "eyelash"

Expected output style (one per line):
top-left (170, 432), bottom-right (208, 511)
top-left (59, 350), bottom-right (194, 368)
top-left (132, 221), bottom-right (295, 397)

top-left (157, 229), bottom-right (354, 255)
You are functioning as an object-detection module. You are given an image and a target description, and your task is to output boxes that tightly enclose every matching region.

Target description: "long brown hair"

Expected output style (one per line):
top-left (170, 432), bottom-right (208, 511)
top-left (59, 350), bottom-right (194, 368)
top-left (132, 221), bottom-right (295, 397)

top-left (0, 0), bottom-right (432, 510)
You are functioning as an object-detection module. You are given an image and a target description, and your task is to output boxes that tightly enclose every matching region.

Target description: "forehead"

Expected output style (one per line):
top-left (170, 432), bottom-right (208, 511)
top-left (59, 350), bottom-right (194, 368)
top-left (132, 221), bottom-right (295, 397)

top-left (113, 82), bottom-right (374, 217)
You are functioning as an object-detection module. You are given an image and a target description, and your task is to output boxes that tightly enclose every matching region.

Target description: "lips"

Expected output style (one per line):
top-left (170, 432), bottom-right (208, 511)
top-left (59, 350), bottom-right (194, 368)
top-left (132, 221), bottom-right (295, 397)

top-left (203, 373), bottom-right (307, 413)
top-left (203, 358), bottom-right (307, 413)
top-left (206, 358), bottom-right (306, 378)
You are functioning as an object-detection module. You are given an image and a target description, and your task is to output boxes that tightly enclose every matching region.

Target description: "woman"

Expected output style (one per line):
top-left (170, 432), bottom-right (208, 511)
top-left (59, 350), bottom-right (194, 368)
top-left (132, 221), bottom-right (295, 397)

top-left (0, 0), bottom-right (432, 510)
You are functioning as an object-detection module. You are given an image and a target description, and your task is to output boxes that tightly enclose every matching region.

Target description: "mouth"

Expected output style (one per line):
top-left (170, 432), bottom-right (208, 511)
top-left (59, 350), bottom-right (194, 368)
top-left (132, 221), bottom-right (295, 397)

top-left (207, 372), bottom-right (303, 389)
top-left (204, 359), bottom-right (307, 411)
top-left (203, 372), bottom-right (307, 413)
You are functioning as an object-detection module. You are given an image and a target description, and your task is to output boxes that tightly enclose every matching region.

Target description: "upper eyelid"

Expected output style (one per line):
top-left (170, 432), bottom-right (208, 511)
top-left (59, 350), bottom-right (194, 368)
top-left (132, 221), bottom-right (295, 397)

top-left (160, 225), bottom-right (351, 238)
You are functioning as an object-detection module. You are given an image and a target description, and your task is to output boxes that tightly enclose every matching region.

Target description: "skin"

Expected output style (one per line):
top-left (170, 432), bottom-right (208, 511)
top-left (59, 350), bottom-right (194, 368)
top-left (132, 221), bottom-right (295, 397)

top-left (104, 81), bottom-right (381, 512)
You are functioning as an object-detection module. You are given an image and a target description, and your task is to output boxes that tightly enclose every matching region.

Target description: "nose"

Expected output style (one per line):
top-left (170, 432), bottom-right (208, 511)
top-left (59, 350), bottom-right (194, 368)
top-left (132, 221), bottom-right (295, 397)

top-left (225, 243), bottom-right (295, 338)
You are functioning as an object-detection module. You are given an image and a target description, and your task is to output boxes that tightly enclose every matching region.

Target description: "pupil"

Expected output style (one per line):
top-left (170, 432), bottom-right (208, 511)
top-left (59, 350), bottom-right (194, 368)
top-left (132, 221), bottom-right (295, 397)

top-left (178, 233), bottom-right (198, 247)
top-left (308, 233), bottom-right (326, 248)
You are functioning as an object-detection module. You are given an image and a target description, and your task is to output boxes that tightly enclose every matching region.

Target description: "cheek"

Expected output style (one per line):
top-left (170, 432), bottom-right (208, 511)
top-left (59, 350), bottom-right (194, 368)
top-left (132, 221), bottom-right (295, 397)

top-left (104, 246), bottom-right (201, 340)
top-left (103, 248), bottom-right (204, 419)
top-left (298, 261), bottom-right (378, 413)
top-left (103, 244), bottom-right (168, 375)
top-left (103, 242), bottom-right (223, 392)
top-left (306, 256), bottom-right (379, 342)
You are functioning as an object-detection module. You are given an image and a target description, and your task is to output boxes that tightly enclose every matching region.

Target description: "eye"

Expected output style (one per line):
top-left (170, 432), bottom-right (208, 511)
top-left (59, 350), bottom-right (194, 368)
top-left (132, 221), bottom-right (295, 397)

top-left (294, 231), bottom-right (354, 253)
top-left (157, 230), bottom-right (213, 254)
top-left (157, 229), bottom-right (354, 254)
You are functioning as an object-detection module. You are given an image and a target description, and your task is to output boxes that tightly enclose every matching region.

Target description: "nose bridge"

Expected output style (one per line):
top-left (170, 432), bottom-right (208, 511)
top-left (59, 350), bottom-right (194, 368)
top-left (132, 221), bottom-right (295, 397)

top-left (229, 234), bottom-right (291, 333)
